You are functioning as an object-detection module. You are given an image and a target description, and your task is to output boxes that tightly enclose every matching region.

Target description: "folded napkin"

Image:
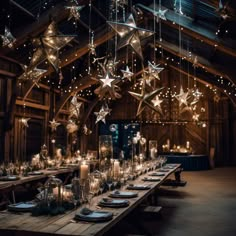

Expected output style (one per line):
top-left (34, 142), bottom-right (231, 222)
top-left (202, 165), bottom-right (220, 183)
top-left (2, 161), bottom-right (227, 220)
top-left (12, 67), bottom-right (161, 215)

top-left (80, 207), bottom-right (93, 215)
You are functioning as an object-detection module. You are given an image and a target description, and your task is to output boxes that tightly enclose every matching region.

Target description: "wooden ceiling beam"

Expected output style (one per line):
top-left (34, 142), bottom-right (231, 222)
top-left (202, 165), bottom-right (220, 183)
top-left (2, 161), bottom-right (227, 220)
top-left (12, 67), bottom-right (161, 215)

top-left (152, 40), bottom-right (235, 85)
top-left (137, 3), bottom-right (236, 58)
top-left (22, 29), bottom-right (115, 100)
top-left (10, 0), bottom-right (35, 19)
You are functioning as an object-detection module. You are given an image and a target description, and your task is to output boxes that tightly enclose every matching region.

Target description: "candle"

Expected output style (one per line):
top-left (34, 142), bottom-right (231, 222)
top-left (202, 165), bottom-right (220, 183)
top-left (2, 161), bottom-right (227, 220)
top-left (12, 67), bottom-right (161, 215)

top-left (80, 161), bottom-right (89, 179)
top-left (113, 160), bottom-right (120, 178)
top-left (186, 141), bottom-right (190, 149)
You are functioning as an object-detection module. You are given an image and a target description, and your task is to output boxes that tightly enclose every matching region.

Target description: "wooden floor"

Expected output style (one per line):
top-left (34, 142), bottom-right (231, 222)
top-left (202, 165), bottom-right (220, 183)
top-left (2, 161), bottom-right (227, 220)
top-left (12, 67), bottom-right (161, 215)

top-left (105, 167), bottom-right (236, 236)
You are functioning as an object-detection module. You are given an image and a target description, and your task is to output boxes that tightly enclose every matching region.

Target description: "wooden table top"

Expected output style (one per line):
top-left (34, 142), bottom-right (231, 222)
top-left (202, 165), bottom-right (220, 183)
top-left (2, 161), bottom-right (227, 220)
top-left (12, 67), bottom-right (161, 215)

top-left (0, 164), bottom-right (180, 236)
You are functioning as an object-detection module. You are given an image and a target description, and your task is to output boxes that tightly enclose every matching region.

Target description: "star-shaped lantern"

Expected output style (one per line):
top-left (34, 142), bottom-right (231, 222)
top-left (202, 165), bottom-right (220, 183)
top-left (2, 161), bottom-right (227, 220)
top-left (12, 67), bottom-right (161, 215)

top-left (49, 119), bottom-right (61, 132)
top-left (69, 95), bottom-right (83, 119)
top-left (175, 86), bottom-right (190, 107)
top-left (1, 27), bottom-right (16, 48)
top-left (107, 14), bottom-right (154, 59)
top-left (19, 118), bottom-right (31, 128)
top-left (66, 5), bottom-right (84, 21)
top-left (144, 61), bottom-right (164, 86)
top-left (121, 66), bottom-right (134, 81)
top-left (129, 84), bottom-right (164, 116)
top-left (94, 105), bottom-right (111, 124)
top-left (29, 21), bottom-right (74, 72)
top-left (93, 71), bottom-right (122, 100)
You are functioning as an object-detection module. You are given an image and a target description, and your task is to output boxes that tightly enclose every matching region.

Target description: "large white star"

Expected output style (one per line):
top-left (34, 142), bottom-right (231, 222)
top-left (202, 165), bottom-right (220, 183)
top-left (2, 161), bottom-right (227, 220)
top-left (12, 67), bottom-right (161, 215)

top-left (29, 21), bottom-right (74, 72)
top-left (107, 14), bottom-right (154, 59)
top-left (154, 9), bottom-right (168, 22)
top-left (100, 72), bottom-right (115, 87)
top-left (94, 106), bottom-right (111, 124)
top-left (49, 119), bottom-right (61, 132)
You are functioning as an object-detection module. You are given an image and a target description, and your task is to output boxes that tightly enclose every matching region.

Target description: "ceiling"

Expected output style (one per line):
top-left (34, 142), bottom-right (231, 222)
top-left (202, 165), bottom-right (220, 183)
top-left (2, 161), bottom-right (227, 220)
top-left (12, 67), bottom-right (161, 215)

top-left (0, 0), bottom-right (236, 108)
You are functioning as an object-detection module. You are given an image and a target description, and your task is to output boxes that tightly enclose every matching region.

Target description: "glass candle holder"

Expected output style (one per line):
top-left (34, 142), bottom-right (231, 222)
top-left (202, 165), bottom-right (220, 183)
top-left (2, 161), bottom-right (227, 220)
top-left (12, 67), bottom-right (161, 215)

top-left (99, 135), bottom-right (113, 171)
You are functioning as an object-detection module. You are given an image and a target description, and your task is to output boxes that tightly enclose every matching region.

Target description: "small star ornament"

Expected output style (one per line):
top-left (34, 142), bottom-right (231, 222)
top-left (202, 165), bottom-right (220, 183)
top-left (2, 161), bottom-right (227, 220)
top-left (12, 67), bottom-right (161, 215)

top-left (129, 84), bottom-right (164, 116)
top-left (66, 5), bottom-right (84, 21)
top-left (151, 95), bottom-right (163, 113)
top-left (49, 119), bottom-right (61, 132)
top-left (1, 27), bottom-right (16, 48)
top-left (121, 66), bottom-right (134, 80)
top-left (154, 9), bottom-right (168, 23)
top-left (69, 95), bottom-right (82, 119)
top-left (18, 66), bottom-right (47, 83)
top-left (94, 106), bottom-right (111, 124)
top-left (192, 113), bottom-right (200, 122)
top-left (29, 21), bottom-right (74, 72)
top-left (19, 118), bottom-right (31, 128)
top-left (107, 14), bottom-right (154, 59)
top-left (176, 86), bottom-right (190, 107)
top-left (146, 61), bottom-right (164, 84)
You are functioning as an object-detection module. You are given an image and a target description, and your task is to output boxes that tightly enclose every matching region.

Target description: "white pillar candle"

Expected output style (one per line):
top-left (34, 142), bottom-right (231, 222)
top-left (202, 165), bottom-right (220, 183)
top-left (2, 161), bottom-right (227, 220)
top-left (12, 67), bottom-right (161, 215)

top-left (113, 160), bottom-right (120, 178)
top-left (80, 161), bottom-right (89, 179)
top-left (186, 141), bottom-right (190, 149)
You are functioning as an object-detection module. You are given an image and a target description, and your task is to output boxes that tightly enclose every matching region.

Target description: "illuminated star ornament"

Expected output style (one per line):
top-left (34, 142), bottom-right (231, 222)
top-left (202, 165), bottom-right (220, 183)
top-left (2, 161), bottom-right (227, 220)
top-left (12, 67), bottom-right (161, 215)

top-left (49, 119), bottom-right (61, 132)
top-left (107, 14), bottom-right (154, 59)
top-left (192, 113), bottom-right (200, 122)
top-left (175, 86), bottom-right (190, 107)
top-left (69, 95), bottom-right (83, 119)
top-left (121, 66), bottom-right (134, 80)
top-left (151, 95), bottom-right (163, 114)
top-left (66, 5), bottom-right (84, 21)
top-left (145, 61), bottom-right (164, 85)
top-left (129, 84), bottom-right (164, 116)
top-left (154, 9), bottom-right (168, 22)
top-left (94, 106), bottom-right (111, 124)
top-left (93, 71), bottom-right (122, 100)
top-left (18, 66), bottom-right (47, 84)
top-left (29, 21), bottom-right (74, 72)
top-left (1, 27), bottom-right (16, 48)
top-left (19, 118), bottom-right (31, 128)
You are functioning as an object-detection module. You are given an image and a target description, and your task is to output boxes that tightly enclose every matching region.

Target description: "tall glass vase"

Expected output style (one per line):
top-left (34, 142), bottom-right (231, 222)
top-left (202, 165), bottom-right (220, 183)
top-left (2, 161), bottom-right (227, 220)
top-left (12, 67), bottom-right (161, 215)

top-left (99, 135), bottom-right (113, 171)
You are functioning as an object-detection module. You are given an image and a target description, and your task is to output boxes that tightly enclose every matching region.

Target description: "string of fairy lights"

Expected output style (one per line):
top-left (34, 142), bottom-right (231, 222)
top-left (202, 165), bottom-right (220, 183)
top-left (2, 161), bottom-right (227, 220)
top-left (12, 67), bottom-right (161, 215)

top-left (1, 0), bottom-right (236, 129)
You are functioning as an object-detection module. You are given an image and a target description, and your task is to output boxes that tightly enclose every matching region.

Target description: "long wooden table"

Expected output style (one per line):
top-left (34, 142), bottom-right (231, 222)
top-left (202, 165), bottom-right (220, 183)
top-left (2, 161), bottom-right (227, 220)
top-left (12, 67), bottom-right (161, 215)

top-left (0, 164), bottom-right (180, 236)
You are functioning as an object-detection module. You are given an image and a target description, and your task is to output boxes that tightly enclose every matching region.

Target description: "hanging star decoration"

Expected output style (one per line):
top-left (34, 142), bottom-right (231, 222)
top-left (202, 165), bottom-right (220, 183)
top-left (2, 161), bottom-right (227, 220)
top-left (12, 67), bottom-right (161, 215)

top-left (175, 86), bottom-right (190, 107)
top-left (144, 61), bottom-right (164, 85)
top-left (107, 14), bottom-right (154, 59)
top-left (66, 5), bottom-right (84, 21)
top-left (29, 21), bottom-right (74, 72)
top-left (191, 88), bottom-right (202, 105)
top-left (69, 95), bottom-right (83, 119)
top-left (93, 71), bottom-right (122, 100)
top-left (121, 66), bottom-right (134, 81)
top-left (129, 83), bottom-right (164, 116)
top-left (66, 120), bottom-right (78, 133)
top-left (83, 124), bottom-right (92, 135)
top-left (1, 27), bottom-right (16, 48)
top-left (49, 119), bottom-right (61, 132)
top-left (18, 66), bottom-right (47, 84)
top-left (154, 9), bottom-right (168, 23)
top-left (94, 105), bottom-right (111, 124)
top-left (192, 113), bottom-right (200, 122)
top-left (151, 95), bottom-right (163, 114)
top-left (19, 118), bottom-right (31, 128)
